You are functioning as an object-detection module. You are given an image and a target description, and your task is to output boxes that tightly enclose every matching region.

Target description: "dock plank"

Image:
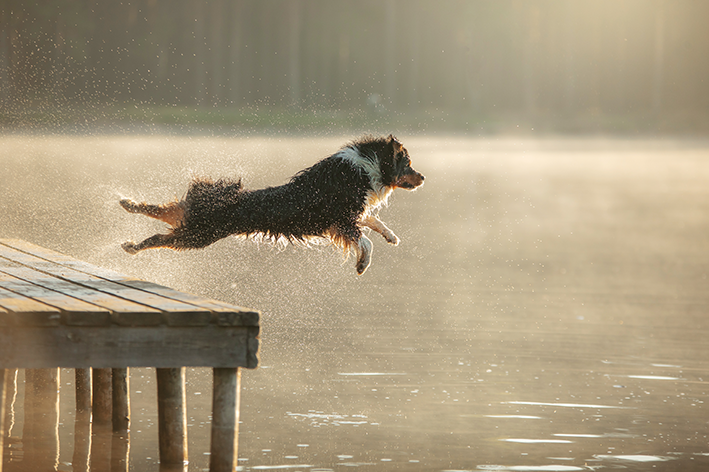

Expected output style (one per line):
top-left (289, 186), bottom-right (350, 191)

top-left (0, 267), bottom-right (157, 315)
top-left (0, 239), bottom-right (257, 318)
top-left (0, 244), bottom-right (210, 314)
top-left (0, 239), bottom-right (92, 268)
top-left (0, 285), bottom-right (61, 326)
top-left (0, 271), bottom-right (105, 319)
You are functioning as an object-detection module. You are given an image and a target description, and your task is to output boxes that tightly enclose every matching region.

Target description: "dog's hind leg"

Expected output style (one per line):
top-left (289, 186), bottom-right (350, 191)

top-left (122, 233), bottom-right (180, 254)
top-left (354, 234), bottom-right (373, 275)
top-left (120, 199), bottom-right (186, 228)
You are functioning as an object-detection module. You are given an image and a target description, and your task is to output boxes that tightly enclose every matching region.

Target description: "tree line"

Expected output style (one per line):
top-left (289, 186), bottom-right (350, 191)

top-left (2, 0), bottom-right (708, 119)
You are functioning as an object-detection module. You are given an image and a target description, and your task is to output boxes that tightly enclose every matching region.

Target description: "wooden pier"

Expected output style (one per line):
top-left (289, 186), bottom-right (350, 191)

top-left (0, 239), bottom-right (259, 471)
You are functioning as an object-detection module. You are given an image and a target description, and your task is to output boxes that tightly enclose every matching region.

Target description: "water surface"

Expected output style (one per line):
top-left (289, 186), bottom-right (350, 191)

top-left (2, 135), bottom-right (709, 471)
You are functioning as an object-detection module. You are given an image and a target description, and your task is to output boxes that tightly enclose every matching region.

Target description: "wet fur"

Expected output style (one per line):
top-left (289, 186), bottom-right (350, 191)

top-left (120, 135), bottom-right (424, 275)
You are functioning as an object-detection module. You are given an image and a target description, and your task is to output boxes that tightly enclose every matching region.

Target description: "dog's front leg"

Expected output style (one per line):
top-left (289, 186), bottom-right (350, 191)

top-left (355, 234), bottom-right (373, 275)
top-left (361, 215), bottom-right (399, 246)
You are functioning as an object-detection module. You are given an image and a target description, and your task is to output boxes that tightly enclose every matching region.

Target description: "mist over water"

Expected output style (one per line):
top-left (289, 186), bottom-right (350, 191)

top-left (2, 135), bottom-right (709, 471)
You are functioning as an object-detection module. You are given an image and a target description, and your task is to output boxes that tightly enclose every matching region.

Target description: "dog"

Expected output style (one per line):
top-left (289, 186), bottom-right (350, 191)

top-left (119, 135), bottom-right (424, 275)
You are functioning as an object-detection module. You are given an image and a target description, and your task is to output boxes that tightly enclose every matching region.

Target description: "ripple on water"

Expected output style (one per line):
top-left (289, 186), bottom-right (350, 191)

top-left (475, 466), bottom-right (586, 471)
top-left (505, 401), bottom-right (631, 409)
top-left (336, 372), bottom-right (407, 376)
top-left (499, 439), bottom-right (573, 444)
top-left (484, 415), bottom-right (542, 419)
top-left (594, 454), bottom-right (676, 463)
top-left (286, 411), bottom-right (368, 427)
top-left (626, 375), bottom-right (679, 380)
top-left (247, 465), bottom-right (314, 470)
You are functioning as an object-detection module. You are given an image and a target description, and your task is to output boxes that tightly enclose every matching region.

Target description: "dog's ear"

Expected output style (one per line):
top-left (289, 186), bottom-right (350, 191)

top-left (388, 134), bottom-right (403, 153)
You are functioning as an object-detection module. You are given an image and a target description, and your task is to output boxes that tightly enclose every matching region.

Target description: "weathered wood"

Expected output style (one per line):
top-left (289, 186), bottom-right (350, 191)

top-left (210, 368), bottom-right (241, 472)
top-left (0, 239), bottom-right (253, 315)
top-left (75, 368), bottom-right (92, 413)
top-left (0, 267), bottom-right (165, 322)
top-left (122, 279), bottom-right (258, 314)
top-left (0, 244), bottom-right (211, 315)
top-left (216, 310), bottom-right (260, 327)
top-left (0, 239), bottom-right (261, 330)
top-left (0, 239), bottom-right (80, 264)
top-left (1, 267), bottom-right (205, 316)
top-left (157, 367), bottom-right (188, 468)
top-left (0, 325), bottom-right (254, 369)
top-left (0, 239), bottom-right (260, 470)
top-left (0, 281), bottom-right (61, 313)
top-left (92, 368), bottom-right (112, 425)
top-left (0, 285), bottom-right (61, 326)
top-left (112, 367), bottom-right (130, 433)
top-left (247, 327), bottom-right (260, 369)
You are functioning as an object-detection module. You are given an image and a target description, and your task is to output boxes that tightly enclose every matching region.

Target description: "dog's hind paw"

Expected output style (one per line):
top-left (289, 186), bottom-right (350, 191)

top-left (119, 199), bottom-right (139, 213)
top-left (121, 241), bottom-right (139, 255)
top-left (356, 259), bottom-right (370, 275)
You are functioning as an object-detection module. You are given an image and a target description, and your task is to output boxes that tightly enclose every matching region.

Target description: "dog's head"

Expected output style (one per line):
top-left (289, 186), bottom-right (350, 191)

top-left (380, 135), bottom-right (425, 191)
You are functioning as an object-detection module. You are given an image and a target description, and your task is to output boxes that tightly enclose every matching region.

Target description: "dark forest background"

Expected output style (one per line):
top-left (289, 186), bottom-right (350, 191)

top-left (2, 0), bottom-right (708, 132)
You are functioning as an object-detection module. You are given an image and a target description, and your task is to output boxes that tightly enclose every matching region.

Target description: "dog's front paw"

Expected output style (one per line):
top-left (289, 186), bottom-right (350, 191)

top-left (383, 231), bottom-right (400, 246)
top-left (121, 241), bottom-right (139, 255)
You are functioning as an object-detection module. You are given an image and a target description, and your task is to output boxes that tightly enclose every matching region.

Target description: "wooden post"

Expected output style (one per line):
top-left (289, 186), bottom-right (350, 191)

top-left (156, 367), bottom-right (187, 469)
top-left (209, 368), bottom-right (241, 472)
top-left (75, 368), bottom-right (91, 414)
top-left (92, 368), bottom-right (112, 425)
top-left (112, 367), bottom-right (130, 432)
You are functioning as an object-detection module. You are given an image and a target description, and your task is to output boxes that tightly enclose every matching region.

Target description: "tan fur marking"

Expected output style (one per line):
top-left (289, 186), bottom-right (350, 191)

top-left (360, 215), bottom-right (399, 245)
top-left (120, 199), bottom-right (186, 228)
top-left (154, 202), bottom-right (186, 228)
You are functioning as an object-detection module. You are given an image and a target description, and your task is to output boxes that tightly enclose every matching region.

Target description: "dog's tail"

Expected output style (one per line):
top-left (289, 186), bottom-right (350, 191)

top-left (168, 177), bottom-right (245, 248)
top-left (186, 177), bottom-right (243, 201)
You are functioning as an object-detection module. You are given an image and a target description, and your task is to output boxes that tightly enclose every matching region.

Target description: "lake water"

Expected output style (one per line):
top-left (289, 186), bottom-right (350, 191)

top-left (2, 135), bottom-right (709, 471)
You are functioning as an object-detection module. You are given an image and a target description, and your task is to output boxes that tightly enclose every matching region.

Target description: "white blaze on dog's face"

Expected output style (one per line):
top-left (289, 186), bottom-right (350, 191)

top-left (338, 134), bottom-right (424, 210)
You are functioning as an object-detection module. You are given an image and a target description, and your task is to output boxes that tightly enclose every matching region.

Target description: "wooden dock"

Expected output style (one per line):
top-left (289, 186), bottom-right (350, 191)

top-left (0, 239), bottom-right (259, 471)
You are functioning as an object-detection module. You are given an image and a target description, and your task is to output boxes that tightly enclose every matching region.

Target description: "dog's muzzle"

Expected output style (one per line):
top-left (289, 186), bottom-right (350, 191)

top-left (395, 170), bottom-right (425, 190)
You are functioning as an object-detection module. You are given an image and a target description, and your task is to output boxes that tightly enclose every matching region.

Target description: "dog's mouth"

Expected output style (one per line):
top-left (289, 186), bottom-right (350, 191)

top-left (394, 172), bottom-right (425, 190)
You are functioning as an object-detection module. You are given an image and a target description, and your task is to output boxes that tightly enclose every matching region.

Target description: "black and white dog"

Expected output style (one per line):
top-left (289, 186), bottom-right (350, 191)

top-left (120, 135), bottom-right (424, 274)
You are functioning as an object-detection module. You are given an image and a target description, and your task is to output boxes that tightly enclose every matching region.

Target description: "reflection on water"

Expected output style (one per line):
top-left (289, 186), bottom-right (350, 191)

top-left (2, 136), bottom-right (709, 471)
